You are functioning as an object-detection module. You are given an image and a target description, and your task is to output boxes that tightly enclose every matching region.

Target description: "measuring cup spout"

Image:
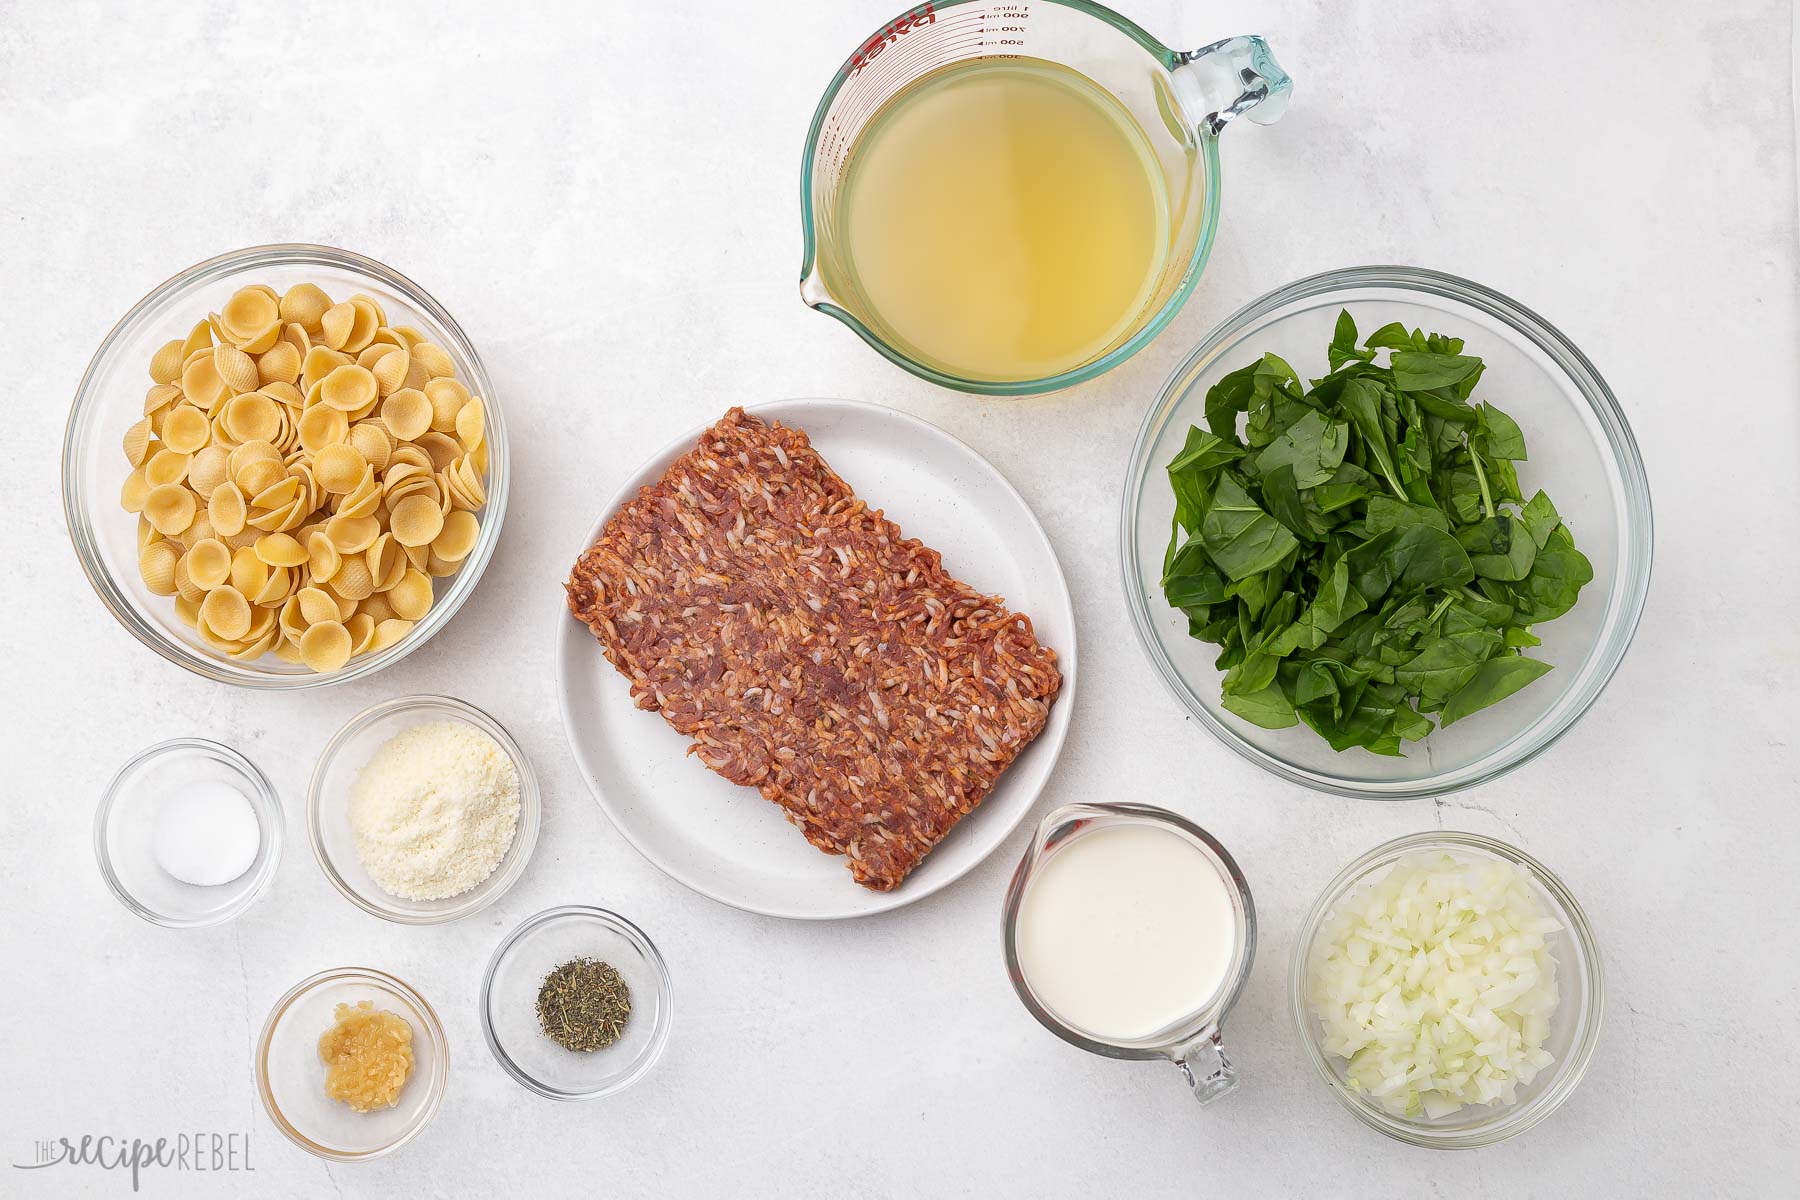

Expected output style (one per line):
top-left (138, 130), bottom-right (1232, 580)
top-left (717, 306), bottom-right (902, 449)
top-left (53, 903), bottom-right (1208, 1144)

top-left (799, 268), bottom-right (834, 310)
top-left (1173, 35), bottom-right (1292, 137)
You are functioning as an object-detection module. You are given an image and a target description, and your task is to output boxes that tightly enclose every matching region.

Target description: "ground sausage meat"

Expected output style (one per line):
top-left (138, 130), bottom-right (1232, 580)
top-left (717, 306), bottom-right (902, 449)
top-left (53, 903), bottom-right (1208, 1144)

top-left (565, 408), bottom-right (1062, 891)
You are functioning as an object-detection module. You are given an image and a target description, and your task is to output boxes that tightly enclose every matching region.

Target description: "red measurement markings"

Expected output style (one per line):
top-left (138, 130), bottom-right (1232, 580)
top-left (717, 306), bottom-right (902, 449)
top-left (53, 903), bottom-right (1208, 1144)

top-left (853, 13), bottom-right (985, 83)
top-left (850, 15), bottom-right (987, 91)
top-left (830, 32), bottom-right (971, 142)
top-left (850, 30), bottom-right (987, 105)
top-left (822, 6), bottom-right (1043, 181)
top-left (848, 3), bottom-right (937, 75)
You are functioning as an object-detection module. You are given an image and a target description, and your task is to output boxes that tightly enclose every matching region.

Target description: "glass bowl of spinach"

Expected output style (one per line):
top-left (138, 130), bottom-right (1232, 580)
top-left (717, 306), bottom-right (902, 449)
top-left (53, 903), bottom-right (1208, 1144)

top-left (1121, 266), bottom-right (1651, 799)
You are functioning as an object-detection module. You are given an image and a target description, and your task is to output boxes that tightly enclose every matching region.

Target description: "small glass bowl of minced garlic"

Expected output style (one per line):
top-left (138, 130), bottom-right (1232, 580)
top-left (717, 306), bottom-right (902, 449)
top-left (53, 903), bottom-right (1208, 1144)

top-left (256, 967), bottom-right (448, 1162)
top-left (480, 906), bottom-right (674, 1101)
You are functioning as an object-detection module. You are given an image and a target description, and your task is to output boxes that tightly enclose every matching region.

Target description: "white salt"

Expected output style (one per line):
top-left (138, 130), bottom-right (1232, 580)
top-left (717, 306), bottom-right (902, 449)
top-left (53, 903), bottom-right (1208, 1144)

top-left (153, 779), bottom-right (260, 887)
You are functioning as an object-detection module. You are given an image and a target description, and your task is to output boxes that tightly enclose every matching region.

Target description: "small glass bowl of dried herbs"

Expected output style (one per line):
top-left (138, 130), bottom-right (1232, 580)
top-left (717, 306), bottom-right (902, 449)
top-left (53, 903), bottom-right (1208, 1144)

top-left (480, 905), bottom-right (673, 1100)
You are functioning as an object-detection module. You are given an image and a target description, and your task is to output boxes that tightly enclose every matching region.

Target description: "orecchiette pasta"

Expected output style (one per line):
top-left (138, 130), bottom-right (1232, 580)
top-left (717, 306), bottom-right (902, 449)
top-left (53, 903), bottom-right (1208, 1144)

top-left (200, 584), bottom-right (253, 641)
top-left (369, 618), bottom-right (415, 654)
top-left (306, 531), bottom-right (341, 582)
top-left (298, 404), bottom-right (350, 454)
top-left (387, 569), bottom-right (433, 620)
top-left (380, 388), bottom-right (432, 441)
top-left (123, 417), bottom-right (153, 467)
top-left (278, 283), bottom-right (330, 332)
top-left (366, 534), bottom-right (407, 593)
top-left (139, 542), bottom-right (179, 596)
top-left (189, 445), bottom-right (230, 496)
top-left (412, 341), bottom-right (456, 380)
top-left (433, 510), bottom-right (480, 562)
top-left (254, 532), bottom-right (308, 569)
top-left (331, 555), bottom-right (376, 601)
top-left (357, 592), bottom-right (396, 625)
top-left (144, 483), bottom-right (197, 535)
top-left (119, 281), bottom-right (491, 672)
top-left (144, 448), bottom-right (190, 488)
top-left (348, 420), bottom-right (393, 471)
top-left (320, 364), bottom-right (378, 412)
top-left (180, 356), bottom-right (229, 410)
top-left (298, 620), bottom-right (352, 672)
top-left (214, 345), bottom-right (260, 395)
top-left (173, 556), bottom-right (207, 604)
top-left (162, 405), bottom-right (212, 454)
top-left (257, 339), bottom-right (302, 386)
top-left (121, 468), bottom-right (151, 513)
top-left (144, 383), bottom-right (182, 416)
top-left (327, 513), bottom-right (380, 555)
top-left (369, 345), bottom-right (410, 395)
top-left (313, 443), bottom-right (367, 494)
top-left (389, 494), bottom-right (444, 548)
top-left (149, 339), bottom-right (186, 385)
top-left (219, 288), bottom-right (281, 352)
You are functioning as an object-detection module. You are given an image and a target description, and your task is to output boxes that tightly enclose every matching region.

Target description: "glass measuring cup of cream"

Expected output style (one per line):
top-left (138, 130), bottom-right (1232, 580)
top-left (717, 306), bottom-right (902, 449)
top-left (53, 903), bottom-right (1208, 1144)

top-left (1002, 803), bottom-right (1255, 1104)
top-left (799, 2), bottom-right (1291, 395)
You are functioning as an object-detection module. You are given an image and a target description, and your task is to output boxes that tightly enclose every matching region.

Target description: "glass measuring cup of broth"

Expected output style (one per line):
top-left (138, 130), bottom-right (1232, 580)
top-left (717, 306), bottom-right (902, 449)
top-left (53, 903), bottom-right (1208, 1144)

top-left (1002, 803), bottom-right (1256, 1104)
top-left (799, 2), bottom-right (1292, 395)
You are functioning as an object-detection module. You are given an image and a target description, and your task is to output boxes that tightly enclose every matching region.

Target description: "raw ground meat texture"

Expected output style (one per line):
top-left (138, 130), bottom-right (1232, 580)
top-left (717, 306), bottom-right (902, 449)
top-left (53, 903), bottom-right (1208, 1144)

top-left (565, 407), bottom-right (1062, 891)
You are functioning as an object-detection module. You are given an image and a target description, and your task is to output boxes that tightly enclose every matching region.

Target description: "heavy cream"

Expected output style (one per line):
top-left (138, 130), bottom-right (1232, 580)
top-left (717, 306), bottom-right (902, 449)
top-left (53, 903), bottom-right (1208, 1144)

top-left (1014, 822), bottom-right (1238, 1041)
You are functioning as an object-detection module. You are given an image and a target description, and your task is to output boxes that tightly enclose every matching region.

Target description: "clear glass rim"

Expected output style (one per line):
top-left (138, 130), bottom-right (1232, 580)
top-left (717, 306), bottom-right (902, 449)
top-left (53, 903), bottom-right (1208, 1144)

top-left (1286, 831), bottom-right (1606, 1149)
top-left (306, 694), bottom-right (540, 925)
top-left (1000, 801), bottom-right (1256, 1061)
top-left (1119, 264), bottom-right (1655, 799)
top-left (92, 737), bottom-right (283, 928)
top-left (796, 0), bottom-right (1222, 396)
top-left (254, 965), bottom-right (449, 1162)
top-left (61, 241), bottom-right (509, 689)
top-left (478, 905), bottom-right (676, 1101)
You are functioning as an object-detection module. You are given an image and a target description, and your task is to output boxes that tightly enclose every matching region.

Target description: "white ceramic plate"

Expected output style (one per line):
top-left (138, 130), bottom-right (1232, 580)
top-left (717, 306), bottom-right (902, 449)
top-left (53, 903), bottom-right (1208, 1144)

top-left (556, 399), bottom-right (1077, 920)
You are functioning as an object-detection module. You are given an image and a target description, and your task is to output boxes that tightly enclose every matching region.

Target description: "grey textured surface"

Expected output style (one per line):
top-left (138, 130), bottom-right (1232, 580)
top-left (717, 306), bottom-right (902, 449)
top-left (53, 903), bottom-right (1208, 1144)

top-left (3, 0), bottom-right (1796, 1194)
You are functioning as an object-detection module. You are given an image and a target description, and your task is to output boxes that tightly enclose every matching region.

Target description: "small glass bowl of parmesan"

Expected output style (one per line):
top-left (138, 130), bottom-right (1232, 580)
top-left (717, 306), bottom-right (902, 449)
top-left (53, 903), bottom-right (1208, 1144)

top-left (308, 694), bottom-right (540, 924)
top-left (1289, 831), bottom-right (1605, 1148)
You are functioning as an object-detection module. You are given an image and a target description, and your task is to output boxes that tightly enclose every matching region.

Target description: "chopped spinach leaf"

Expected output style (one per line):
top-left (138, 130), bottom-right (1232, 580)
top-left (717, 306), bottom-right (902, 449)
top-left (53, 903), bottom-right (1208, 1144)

top-left (1160, 310), bottom-right (1590, 754)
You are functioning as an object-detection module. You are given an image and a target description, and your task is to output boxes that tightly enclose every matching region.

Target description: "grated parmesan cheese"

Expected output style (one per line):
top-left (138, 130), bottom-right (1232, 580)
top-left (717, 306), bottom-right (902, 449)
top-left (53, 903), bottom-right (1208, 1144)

top-left (348, 720), bottom-right (521, 901)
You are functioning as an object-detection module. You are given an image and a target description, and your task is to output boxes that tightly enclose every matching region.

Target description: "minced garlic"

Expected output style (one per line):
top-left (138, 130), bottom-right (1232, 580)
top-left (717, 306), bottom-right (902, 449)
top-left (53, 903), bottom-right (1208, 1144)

top-left (318, 1001), bottom-right (414, 1112)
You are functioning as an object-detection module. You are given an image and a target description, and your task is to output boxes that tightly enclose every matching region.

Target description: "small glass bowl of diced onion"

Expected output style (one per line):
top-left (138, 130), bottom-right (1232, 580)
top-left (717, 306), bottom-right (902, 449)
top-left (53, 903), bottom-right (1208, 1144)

top-left (1288, 831), bottom-right (1604, 1148)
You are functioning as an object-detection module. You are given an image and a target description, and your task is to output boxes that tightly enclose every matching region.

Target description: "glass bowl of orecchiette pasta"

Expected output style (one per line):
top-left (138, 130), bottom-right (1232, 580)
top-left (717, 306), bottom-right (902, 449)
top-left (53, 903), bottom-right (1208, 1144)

top-left (63, 244), bottom-right (508, 687)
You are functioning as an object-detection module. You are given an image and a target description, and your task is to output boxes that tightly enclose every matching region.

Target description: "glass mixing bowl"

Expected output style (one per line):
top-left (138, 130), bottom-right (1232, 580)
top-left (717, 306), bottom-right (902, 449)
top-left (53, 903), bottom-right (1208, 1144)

top-left (1289, 832), bottom-right (1604, 1148)
top-left (1121, 266), bottom-right (1652, 798)
top-left (62, 243), bottom-right (508, 688)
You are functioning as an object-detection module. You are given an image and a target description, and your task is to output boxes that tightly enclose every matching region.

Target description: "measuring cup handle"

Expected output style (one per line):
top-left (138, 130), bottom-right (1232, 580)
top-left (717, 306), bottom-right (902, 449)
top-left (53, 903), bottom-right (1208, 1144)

top-left (1173, 1026), bottom-right (1238, 1105)
top-left (1174, 35), bottom-right (1293, 137)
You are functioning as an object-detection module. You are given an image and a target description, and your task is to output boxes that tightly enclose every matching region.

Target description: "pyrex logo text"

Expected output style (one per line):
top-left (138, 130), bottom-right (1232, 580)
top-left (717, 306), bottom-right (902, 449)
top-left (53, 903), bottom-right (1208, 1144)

top-left (850, 4), bottom-right (936, 74)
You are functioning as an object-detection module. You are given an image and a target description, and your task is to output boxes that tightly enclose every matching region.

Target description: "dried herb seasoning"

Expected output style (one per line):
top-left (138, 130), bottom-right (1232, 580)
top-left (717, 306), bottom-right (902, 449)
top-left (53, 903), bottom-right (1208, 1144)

top-left (536, 958), bottom-right (632, 1052)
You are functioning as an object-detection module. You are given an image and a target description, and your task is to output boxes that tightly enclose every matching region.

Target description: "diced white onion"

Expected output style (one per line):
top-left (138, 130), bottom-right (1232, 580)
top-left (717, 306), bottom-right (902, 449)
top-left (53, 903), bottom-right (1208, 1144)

top-left (1306, 851), bottom-right (1562, 1119)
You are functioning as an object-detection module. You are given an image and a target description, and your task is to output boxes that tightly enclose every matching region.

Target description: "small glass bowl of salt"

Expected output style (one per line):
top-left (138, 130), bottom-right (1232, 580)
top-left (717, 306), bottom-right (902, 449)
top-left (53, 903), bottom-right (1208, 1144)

top-left (94, 739), bottom-right (282, 927)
